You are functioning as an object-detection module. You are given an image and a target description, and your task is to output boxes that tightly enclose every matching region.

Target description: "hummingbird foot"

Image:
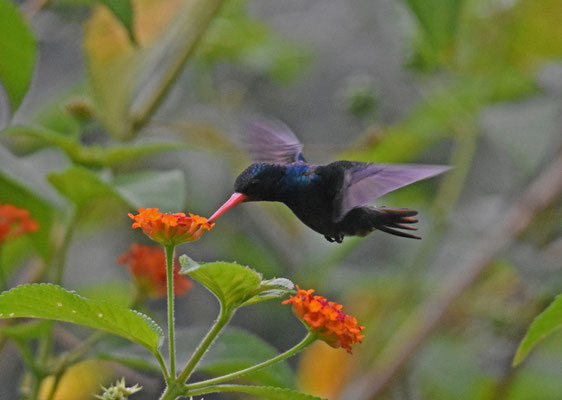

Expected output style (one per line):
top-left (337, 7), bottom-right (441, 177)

top-left (324, 234), bottom-right (344, 243)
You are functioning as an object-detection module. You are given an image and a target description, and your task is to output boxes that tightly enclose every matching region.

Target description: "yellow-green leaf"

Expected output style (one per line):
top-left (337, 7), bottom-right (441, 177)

top-left (0, 284), bottom-right (163, 353)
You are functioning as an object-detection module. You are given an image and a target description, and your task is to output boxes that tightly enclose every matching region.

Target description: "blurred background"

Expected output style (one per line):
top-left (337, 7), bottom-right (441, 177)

top-left (0, 0), bottom-right (561, 399)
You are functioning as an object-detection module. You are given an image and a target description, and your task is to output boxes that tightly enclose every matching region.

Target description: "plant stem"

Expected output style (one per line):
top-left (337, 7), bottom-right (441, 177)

top-left (45, 330), bottom-right (108, 400)
top-left (155, 351), bottom-right (170, 382)
top-left (54, 209), bottom-right (78, 285)
top-left (130, 0), bottom-right (226, 132)
top-left (355, 150), bottom-right (562, 399)
top-left (185, 332), bottom-right (317, 392)
top-left (177, 307), bottom-right (232, 384)
top-left (164, 245), bottom-right (176, 379)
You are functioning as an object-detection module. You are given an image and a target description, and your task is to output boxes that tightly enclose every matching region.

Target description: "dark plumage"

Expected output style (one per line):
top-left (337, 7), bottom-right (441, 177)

top-left (208, 118), bottom-right (450, 243)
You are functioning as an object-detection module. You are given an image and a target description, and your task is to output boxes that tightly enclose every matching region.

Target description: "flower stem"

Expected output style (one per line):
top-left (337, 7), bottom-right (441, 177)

top-left (164, 245), bottom-right (176, 379)
top-left (177, 307), bottom-right (232, 384)
top-left (185, 332), bottom-right (317, 392)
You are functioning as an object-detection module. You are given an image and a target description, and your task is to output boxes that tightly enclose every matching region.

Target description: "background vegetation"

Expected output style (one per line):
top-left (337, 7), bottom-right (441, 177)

top-left (0, 0), bottom-right (561, 399)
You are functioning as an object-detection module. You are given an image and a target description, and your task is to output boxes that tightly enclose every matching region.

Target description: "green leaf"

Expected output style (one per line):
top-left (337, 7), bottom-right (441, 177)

top-left (404, 0), bottom-right (466, 70)
top-left (513, 294), bottom-right (562, 366)
top-left (77, 280), bottom-right (136, 307)
top-left (200, 329), bottom-right (294, 388)
top-left (0, 284), bottom-right (163, 353)
top-left (97, 353), bottom-right (161, 373)
top-left (200, 384), bottom-right (326, 400)
top-left (48, 166), bottom-right (123, 208)
top-left (0, 0), bottom-right (37, 111)
top-left (84, 0), bottom-right (225, 139)
top-left (0, 320), bottom-right (53, 340)
top-left (2, 125), bottom-right (180, 167)
top-left (195, 0), bottom-right (309, 83)
top-left (97, 327), bottom-right (295, 387)
top-left (47, 166), bottom-right (132, 228)
top-left (113, 169), bottom-right (186, 211)
top-left (52, 0), bottom-right (136, 44)
top-left (99, 0), bottom-right (136, 44)
top-left (0, 147), bottom-right (59, 264)
top-left (179, 259), bottom-right (294, 312)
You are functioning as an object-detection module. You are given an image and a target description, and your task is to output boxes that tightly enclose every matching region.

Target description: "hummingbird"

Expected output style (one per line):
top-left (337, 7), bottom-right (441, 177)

top-left (208, 118), bottom-right (450, 243)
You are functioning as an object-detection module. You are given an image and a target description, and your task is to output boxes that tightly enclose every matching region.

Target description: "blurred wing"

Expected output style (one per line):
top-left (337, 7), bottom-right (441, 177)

top-left (246, 118), bottom-right (306, 164)
top-left (334, 163), bottom-right (451, 221)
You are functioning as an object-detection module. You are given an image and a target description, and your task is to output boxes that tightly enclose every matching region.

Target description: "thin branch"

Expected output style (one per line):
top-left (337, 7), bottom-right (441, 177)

top-left (353, 151), bottom-right (562, 399)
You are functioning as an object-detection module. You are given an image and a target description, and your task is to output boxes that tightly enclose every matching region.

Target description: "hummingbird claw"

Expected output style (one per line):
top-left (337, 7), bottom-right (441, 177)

top-left (324, 234), bottom-right (344, 243)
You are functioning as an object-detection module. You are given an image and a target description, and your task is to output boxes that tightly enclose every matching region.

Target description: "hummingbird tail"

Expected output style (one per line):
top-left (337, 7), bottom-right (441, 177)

top-left (370, 207), bottom-right (421, 239)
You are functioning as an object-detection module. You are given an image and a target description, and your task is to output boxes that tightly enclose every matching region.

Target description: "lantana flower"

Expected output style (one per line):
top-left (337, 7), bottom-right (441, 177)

top-left (0, 204), bottom-right (39, 244)
top-left (128, 208), bottom-right (213, 247)
top-left (118, 244), bottom-right (192, 297)
top-left (283, 286), bottom-right (364, 354)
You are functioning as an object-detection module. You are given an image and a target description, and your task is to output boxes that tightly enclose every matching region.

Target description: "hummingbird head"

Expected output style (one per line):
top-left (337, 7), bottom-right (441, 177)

top-left (208, 163), bottom-right (285, 222)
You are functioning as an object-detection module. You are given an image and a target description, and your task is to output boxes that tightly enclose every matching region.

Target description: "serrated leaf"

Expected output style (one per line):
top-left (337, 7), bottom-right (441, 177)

top-left (513, 294), bottom-right (562, 366)
top-left (0, 284), bottom-right (163, 353)
top-left (200, 384), bottom-right (326, 400)
top-left (181, 261), bottom-right (261, 311)
top-left (179, 259), bottom-right (294, 311)
top-left (0, 0), bottom-right (37, 112)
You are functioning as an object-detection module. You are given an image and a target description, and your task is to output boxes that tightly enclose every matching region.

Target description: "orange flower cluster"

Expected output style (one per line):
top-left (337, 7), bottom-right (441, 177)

top-left (118, 244), bottom-right (192, 297)
top-left (0, 204), bottom-right (38, 244)
top-left (128, 208), bottom-right (213, 247)
top-left (283, 286), bottom-right (364, 354)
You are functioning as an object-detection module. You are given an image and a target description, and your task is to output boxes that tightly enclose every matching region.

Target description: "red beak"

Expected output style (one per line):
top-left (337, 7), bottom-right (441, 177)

top-left (208, 193), bottom-right (250, 223)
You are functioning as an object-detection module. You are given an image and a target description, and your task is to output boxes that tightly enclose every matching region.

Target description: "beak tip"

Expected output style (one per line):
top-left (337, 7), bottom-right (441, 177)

top-left (207, 192), bottom-right (249, 223)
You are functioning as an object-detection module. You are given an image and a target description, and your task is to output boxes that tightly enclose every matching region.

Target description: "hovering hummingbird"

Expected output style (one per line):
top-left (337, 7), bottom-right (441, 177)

top-left (208, 119), bottom-right (450, 243)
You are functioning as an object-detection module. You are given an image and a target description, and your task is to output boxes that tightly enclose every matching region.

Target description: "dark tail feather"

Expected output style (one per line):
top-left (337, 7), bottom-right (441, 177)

top-left (371, 208), bottom-right (421, 239)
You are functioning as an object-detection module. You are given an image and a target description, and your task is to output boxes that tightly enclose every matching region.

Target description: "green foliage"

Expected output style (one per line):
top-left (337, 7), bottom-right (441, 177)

top-left (98, 326), bottom-right (296, 387)
top-left (0, 283), bottom-right (164, 353)
top-left (0, 320), bottom-right (53, 340)
top-left (53, 0), bottom-right (136, 44)
top-left (199, 384), bottom-right (327, 400)
top-left (416, 335), bottom-right (494, 399)
top-left (98, 0), bottom-right (136, 44)
top-left (180, 258), bottom-right (294, 312)
top-left (196, 0), bottom-right (310, 83)
top-left (513, 295), bottom-right (562, 366)
top-left (0, 0), bottom-right (36, 112)
top-left (2, 125), bottom-right (180, 167)
top-left (48, 166), bottom-right (123, 208)
top-left (0, 151), bottom-right (57, 265)
top-left (113, 169), bottom-right (186, 212)
top-left (405, 0), bottom-right (466, 70)
top-left (48, 166), bottom-right (187, 215)
top-left (84, 0), bottom-right (226, 139)
top-left (197, 328), bottom-right (294, 388)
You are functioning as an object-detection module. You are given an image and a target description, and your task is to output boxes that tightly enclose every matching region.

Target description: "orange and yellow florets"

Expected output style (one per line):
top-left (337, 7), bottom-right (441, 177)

top-left (128, 208), bottom-right (213, 246)
top-left (283, 286), bottom-right (364, 354)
